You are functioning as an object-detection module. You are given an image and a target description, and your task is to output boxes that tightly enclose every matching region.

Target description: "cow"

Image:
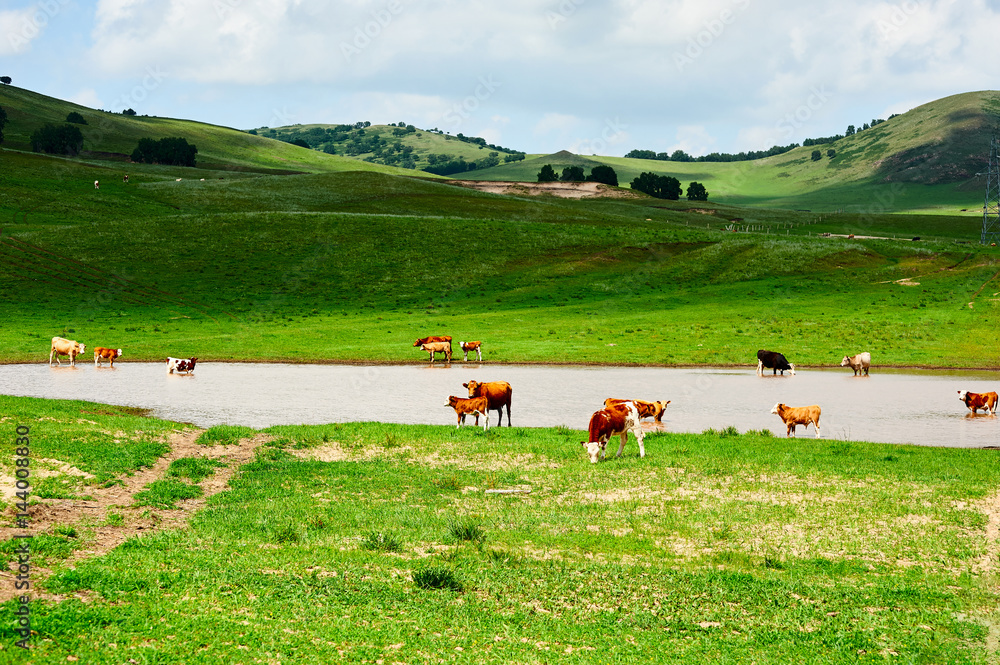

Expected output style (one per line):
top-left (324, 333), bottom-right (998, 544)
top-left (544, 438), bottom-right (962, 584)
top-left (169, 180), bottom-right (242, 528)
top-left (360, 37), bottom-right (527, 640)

top-left (94, 347), bottom-right (123, 367)
top-left (94, 180), bottom-right (99, 190)
top-left (840, 352), bottom-right (871, 376)
top-left (604, 398), bottom-right (670, 422)
top-left (957, 390), bottom-right (998, 415)
top-left (757, 349), bottom-right (795, 376)
top-left (445, 395), bottom-right (490, 430)
top-left (581, 401), bottom-right (645, 464)
top-left (421, 341), bottom-right (452, 363)
top-left (459, 340), bottom-right (482, 362)
top-left (49, 337), bottom-right (85, 366)
top-left (464, 380), bottom-right (512, 427)
top-left (166, 357), bottom-right (197, 374)
top-left (414, 335), bottom-right (452, 347)
top-left (123, 174), bottom-right (129, 183)
top-left (770, 403), bottom-right (821, 437)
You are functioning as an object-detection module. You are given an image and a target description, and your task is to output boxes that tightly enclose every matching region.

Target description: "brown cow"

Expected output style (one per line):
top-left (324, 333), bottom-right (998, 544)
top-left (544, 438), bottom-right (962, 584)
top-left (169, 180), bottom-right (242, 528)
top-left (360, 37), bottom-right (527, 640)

top-left (604, 398), bottom-right (670, 422)
top-left (50, 337), bottom-right (85, 366)
top-left (445, 395), bottom-right (490, 429)
top-left (958, 390), bottom-right (998, 415)
top-left (459, 340), bottom-right (482, 362)
top-left (464, 380), bottom-right (512, 426)
top-left (421, 341), bottom-right (452, 363)
top-left (581, 401), bottom-right (644, 464)
top-left (94, 347), bottom-right (123, 367)
top-left (770, 403), bottom-right (821, 437)
top-left (414, 335), bottom-right (452, 347)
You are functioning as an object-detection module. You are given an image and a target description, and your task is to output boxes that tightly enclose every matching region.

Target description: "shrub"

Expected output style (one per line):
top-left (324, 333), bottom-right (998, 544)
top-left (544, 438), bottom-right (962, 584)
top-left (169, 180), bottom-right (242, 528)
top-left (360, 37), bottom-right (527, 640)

top-left (66, 111), bottom-right (87, 125)
top-left (413, 566), bottom-right (463, 592)
top-left (587, 164), bottom-right (619, 186)
top-left (30, 123), bottom-right (84, 156)
top-left (448, 518), bottom-right (486, 544)
top-left (130, 136), bottom-right (198, 166)
top-left (361, 531), bottom-right (403, 553)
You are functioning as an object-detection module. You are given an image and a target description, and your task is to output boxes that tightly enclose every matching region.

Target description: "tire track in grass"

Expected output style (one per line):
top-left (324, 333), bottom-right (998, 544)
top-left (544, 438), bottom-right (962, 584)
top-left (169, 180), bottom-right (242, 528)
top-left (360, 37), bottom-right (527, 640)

top-left (0, 429), bottom-right (271, 602)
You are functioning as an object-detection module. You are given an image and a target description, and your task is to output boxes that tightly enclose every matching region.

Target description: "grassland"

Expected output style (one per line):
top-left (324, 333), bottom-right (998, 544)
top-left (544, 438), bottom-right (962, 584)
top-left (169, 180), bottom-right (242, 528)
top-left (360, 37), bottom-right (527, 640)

top-left (1, 395), bottom-right (997, 663)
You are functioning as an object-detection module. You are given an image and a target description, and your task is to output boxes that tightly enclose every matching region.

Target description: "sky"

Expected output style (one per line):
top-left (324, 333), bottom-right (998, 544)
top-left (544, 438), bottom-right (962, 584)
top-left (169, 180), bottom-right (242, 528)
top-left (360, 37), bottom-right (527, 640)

top-left (2, 0), bottom-right (999, 157)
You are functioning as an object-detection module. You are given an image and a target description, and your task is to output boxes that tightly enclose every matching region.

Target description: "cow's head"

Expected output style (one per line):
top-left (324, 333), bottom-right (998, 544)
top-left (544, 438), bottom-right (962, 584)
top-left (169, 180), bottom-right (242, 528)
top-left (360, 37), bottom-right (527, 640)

top-left (840, 356), bottom-right (851, 367)
top-left (464, 380), bottom-right (481, 397)
top-left (78, 344), bottom-right (86, 353)
top-left (413, 338), bottom-right (426, 347)
top-left (445, 396), bottom-right (461, 408)
top-left (770, 403), bottom-right (784, 415)
top-left (652, 400), bottom-right (671, 421)
top-left (788, 363), bottom-right (796, 375)
top-left (958, 390), bottom-right (968, 402)
top-left (116, 349), bottom-right (123, 357)
top-left (581, 440), bottom-right (607, 464)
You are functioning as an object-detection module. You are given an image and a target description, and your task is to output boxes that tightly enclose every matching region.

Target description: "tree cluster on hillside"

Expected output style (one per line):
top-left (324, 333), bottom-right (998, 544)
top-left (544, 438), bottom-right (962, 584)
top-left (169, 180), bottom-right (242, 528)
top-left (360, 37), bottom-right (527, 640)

top-left (538, 164), bottom-right (618, 186)
top-left (30, 123), bottom-right (84, 156)
top-left (625, 144), bottom-right (800, 163)
top-left (630, 172), bottom-right (682, 199)
top-left (0, 76), bottom-right (11, 85)
top-left (66, 112), bottom-right (87, 125)
top-left (686, 182), bottom-right (709, 201)
top-left (423, 151), bottom-right (503, 176)
top-left (130, 137), bottom-right (198, 166)
top-left (0, 106), bottom-right (7, 144)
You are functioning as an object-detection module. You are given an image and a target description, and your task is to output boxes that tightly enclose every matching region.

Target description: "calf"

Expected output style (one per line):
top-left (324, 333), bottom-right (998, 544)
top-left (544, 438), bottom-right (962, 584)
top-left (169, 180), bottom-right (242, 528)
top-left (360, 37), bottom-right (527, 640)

top-left (94, 180), bottom-right (99, 190)
top-left (414, 335), bottom-right (452, 347)
top-left (166, 357), bottom-right (197, 374)
top-left (581, 401), bottom-right (645, 463)
top-left (958, 390), bottom-right (998, 415)
top-left (94, 347), bottom-right (123, 367)
top-left (49, 337), bottom-right (85, 366)
top-left (757, 349), bottom-right (795, 376)
top-left (459, 340), bottom-right (482, 362)
top-left (604, 398), bottom-right (670, 422)
top-left (770, 403), bottom-right (821, 437)
top-left (840, 352), bottom-right (871, 376)
top-left (464, 380), bottom-right (512, 426)
top-left (445, 395), bottom-right (490, 429)
top-left (421, 341), bottom-right (452, 363)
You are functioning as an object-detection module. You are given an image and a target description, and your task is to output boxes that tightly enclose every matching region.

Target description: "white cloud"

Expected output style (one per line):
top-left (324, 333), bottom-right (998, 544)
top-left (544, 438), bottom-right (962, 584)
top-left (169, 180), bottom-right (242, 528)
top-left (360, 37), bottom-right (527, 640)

top-left (670, 125), bottom-right (716, 156)
top-left (68, 88), bottom-right (103, 109)
top-left (0, 6), bottom-right (46, 55)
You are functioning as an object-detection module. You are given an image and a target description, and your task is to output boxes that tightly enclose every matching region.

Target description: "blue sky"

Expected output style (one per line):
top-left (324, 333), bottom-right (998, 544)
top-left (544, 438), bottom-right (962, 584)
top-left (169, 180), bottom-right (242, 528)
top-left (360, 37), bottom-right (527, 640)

top-left (2, 0), bottom-right (998, 156)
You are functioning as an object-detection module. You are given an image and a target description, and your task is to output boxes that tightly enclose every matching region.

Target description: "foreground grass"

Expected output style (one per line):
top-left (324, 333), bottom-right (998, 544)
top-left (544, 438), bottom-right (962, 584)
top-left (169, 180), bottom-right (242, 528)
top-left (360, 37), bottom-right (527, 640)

top-left (1, 398), bottom-right (997, 663)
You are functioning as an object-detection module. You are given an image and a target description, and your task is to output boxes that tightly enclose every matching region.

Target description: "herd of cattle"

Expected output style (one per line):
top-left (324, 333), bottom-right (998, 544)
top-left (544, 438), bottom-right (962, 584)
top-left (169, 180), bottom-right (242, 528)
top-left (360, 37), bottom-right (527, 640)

top-left (47, 335), bottom-right (996, 463)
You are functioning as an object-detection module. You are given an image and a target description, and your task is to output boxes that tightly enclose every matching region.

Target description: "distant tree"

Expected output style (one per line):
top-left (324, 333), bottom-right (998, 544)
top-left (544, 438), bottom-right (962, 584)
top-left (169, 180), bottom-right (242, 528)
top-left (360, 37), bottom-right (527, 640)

top-left (587, 164), bottom-right (619, 187)
top-left (0, 76), bottom-right (11, 85)
top-left (503, 153), bottom-right (525, 163)
top-left (0, 106), bottom-right (7, 143)
top-left (861, 122), bottom-right (870, 130)
top-left (537, 164), bottom-right (558, 182)
top-left (630, 172), bottom-right (681, 200)
top-left (30, 123), bottom-right (84, 155)
top-left (475, 154), bottom-right (500, 169)
top-left (625, 149), bottom-right (658, 160)
top-left (845, 125), bottom-right (855, 136)
top-left (66, 111), bottom-right (87, 125)
top-left (130, 136), bottom-right (197, 166)
top-left (827, 148), bottom-right (836, 159)
top-left (290, 138), bottom-right (310, 149)
top-left (122, 108), bottom-right (137, 116)
top-left (247, 129), bottom-right (258, 135)
top-left (560, 165), bottom-right (585, 182)
top-left (670, 149), bottom-right (693, 162)
top-left (811, 149), bottom-right (822, 161)
top-left (686, 181), bottom-right (709, 201)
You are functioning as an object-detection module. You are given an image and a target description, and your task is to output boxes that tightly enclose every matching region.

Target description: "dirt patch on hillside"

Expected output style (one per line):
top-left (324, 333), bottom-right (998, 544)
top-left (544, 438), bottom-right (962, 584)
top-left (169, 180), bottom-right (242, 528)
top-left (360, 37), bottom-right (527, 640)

top-left (0, 430), bottom-right (271, 603)
top-left (449, 180), bottom-right (642, 199)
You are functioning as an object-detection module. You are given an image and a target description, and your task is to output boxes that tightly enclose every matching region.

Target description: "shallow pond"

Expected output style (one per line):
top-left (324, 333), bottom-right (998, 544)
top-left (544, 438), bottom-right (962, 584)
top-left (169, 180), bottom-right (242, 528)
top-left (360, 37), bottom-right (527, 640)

top-left (1, 362), bottom-right (998, 447)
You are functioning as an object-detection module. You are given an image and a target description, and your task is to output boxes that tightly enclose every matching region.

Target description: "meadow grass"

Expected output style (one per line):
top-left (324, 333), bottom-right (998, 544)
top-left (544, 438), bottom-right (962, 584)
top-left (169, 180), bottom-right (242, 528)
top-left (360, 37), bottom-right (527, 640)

top-left (1, 400), bottom-right (997, 663)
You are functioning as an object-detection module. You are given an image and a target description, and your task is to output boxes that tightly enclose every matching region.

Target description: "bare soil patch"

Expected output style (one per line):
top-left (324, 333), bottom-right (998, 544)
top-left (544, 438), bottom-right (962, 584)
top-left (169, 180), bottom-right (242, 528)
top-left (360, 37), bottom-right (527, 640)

top-left (0, 429), bottom-right (270, 602)
top-left (449, 180), bottom-right (642, 200)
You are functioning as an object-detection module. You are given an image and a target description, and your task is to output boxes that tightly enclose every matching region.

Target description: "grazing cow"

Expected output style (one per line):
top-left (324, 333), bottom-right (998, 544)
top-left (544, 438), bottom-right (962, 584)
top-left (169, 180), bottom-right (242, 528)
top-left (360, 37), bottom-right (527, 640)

top-left (459, 340), bottom-right (482, 362)
top-left (770, 403), bottom-right (821, 437)
top-left (580, 401), bottom-right (645, 464)
top-left (957, 390), bottom-right (998, 415)
top-left (757, 349), bottom-right (795, 376)
top-left (123, 174), bottom-right (129, 183)
top-left (166, 357), bottom-right (197, 374)
top-left (94, 180), bottom-right (99, 190)
top-left (414, 335), bottom-right (452, 347)
top-left (94, 347), bottom-right (123, 367)
top-left (421, 341), bottom-right (452, 363)
top-left (604, 398), bottom-right (671, 422)
top-left (49, 337), bottom-right (86, 366)
top-left (840, 352), bottom-right (871, 376)
top-left (445, 395), bottom-right (490, 430)
top-left (464, 380), bottom-right (512, 427)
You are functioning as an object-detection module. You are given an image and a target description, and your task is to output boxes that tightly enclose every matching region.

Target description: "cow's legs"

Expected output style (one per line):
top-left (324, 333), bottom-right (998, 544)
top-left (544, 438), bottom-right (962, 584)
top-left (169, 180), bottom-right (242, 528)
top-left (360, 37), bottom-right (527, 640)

top-left (756, 360), bottom-right (763, 376)
top-left (615, 432), bottom-right (628, 458)
top-left (482, 410), bottom-right (490, 431)
top-left (636, 431), bottom-right (646, 458)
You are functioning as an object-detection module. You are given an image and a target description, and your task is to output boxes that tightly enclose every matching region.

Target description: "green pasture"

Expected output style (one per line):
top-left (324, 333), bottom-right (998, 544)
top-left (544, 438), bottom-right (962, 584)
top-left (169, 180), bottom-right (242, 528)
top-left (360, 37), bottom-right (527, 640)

top-left (1, 396), bottom-right (998, 663)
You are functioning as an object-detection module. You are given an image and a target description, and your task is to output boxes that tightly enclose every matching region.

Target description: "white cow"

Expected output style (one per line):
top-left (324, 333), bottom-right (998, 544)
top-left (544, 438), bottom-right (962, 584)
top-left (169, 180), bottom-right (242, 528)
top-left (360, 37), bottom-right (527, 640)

top-left (840, 352), bottom-right (871, 376)
top-left (50, 337), bottom-right (85, 366)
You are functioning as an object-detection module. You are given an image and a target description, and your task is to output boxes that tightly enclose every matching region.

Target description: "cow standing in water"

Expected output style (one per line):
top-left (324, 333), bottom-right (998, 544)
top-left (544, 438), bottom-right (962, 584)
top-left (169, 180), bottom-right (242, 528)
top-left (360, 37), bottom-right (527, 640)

top-left (757, 349), bottom-right (795, 375)
top-left (464, 380), bottom-right (512, 427)
top-left (840, 352), bottom-right (871, 376)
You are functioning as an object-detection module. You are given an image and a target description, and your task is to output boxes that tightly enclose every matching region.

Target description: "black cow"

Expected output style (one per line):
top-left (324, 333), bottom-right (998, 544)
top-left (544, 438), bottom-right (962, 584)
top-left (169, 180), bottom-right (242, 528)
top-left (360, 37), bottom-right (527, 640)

top-left (757, 349), bottom-right (795, 376)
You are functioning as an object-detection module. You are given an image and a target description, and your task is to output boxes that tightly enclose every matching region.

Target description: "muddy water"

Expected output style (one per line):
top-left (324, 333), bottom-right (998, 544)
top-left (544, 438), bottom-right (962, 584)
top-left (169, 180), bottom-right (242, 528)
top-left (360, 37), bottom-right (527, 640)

top-left (1, 363), bottom-right (998, 447)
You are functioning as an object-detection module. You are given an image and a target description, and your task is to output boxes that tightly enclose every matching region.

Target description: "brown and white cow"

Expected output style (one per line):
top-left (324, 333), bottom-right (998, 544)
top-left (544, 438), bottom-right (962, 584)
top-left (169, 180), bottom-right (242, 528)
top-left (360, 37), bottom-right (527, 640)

top-left (604, 398), bottom-right (670, 422)
top-left (581, 401), bottom-right (645, 464)
top-left (49, 337), bottom-right (85, 366)
top-left (421, 341), bottom-right (452, 363)
top-left (94, 347), bottom-right (123, 367)
top-left (770, 403), bottom-right (821, 437)
top-left (445, 395), bottom-right (490, 430)
top-left (459, 340), bottom-right (482, 362)
top-left (840, 352), bottom-right (871, 376)
top-left (464, 380), bottom-right (512, 426)
top-left (958, 390), bottom-right (998, 415)
top-left (167, 357), bottom-right (197, 374)
top-left (414, 335), bottom-right (452, 347)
